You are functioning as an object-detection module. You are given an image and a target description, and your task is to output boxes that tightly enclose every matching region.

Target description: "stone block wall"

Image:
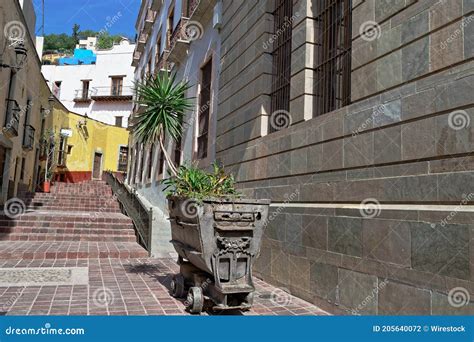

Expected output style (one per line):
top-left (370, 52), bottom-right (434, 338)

top-left (216, 0), bottom-right (474, 314)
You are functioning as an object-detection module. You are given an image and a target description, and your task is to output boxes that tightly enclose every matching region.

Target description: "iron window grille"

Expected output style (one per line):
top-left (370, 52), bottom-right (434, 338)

top-left (269, 0), bottom-right (293, 133)
top-left (314, 0), bottom-right (352, 117)
top-left (118, 146), bottom-right (128, 173)
top-left (197, 58), bottom-right (212, 160)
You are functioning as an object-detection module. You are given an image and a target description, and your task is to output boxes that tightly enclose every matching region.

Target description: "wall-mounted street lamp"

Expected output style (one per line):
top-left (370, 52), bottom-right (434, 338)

top-left (48, 94), bottom-right (55, 108)
top-left (0, 42), bottom-right (28, 70)
top-left (77, 113), bottom-right (89, 139)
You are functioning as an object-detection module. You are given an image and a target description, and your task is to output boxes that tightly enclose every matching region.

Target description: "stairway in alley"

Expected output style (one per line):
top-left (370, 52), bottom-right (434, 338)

top-left (0, 180), bottom-right (148, 260)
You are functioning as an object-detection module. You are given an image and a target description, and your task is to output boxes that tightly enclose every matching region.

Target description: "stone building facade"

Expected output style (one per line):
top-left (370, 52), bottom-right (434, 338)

top-left (132, 0), bottom-right (474, 314)
top-left (218, 0), bottom-right (474, 315)
top-left (0, 0), bottom-right (53, 202)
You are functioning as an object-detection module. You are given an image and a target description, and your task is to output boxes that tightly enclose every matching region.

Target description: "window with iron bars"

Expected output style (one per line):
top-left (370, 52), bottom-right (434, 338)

top-left (269, 0), bottom-right (293, 133)
top-left (118, 146), bottom-right (128, 173)
top-left (147, 143), bottom-right (154, 180)
top-left (314, 0), bottom-right (352, 117)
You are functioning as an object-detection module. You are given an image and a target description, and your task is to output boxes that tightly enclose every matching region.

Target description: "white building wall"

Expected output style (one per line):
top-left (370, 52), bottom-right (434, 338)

top-left (41, 42), bottom-right (136, 127)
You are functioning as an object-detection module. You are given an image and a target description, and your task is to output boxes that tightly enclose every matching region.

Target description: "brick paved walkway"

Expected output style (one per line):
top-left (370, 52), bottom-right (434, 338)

top-left (0, 181), bottom-right (327, 315)
top-left (0, 257), bottom-right (328, 316)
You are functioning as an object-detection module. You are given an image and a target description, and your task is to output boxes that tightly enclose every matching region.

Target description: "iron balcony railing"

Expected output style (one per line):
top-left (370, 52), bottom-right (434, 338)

top-left (132, 49), bottom-right (141, 67)
top-left (90, 86), bottom-right (134, 100)
top-left (137, 32), bottom-right (148, 52)
top-left (4, 99), bottom-right (21, 137)
top-left (170, 18), bottom-right (188, 47)
top-left (150, 0), bottom-right (163, 11)
top-left (104, 171), bottom-right (152, 252)
top-left (22, 124), bottom-right (35, 150)
top-left (143, 8), bottom-right (157, 33)
top-left (187, 0), bottom-right (216, 21)
top-left (73, 89), bottom-right (93, 102)
top-left (156, 53), bottom-right (173, 72)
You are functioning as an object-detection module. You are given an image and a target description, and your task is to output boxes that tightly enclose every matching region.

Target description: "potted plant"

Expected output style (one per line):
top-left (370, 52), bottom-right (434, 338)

top-left (133, 72), bottom-right (270, 313)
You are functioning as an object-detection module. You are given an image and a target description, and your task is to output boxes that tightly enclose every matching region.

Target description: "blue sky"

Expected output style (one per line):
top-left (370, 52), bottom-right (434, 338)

top-left (33, 0), bottom-right (141, 38)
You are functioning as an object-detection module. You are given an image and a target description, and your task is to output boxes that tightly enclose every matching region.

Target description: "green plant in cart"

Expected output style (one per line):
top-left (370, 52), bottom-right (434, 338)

top-left (163, 163), bottom-right (239, 201)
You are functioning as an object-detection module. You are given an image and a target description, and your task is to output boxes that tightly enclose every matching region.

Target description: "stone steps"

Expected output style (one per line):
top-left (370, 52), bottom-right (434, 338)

top-left (0, 181), bottom-right (148, 259)
top-left (0, 241), bottom-right (148, 259)
top-left (0, 225), bottom-right (135, 235)
top-left (0, 211), bottom-right (132, 224)
top-left (25, 205), bottom-right (121, 213)
top-left (23, 193), bottom-right (116, 201)
top-left (0, 232), bottom-right (137, 242)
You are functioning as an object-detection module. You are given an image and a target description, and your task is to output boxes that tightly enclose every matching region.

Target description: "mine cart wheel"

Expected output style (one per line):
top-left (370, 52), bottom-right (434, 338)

top-left (244, 292), bottom-right (254, 307)
top-left (170, 274), bottom-right (186, 298)
top-left (187, 287), bottom-right (204, 314)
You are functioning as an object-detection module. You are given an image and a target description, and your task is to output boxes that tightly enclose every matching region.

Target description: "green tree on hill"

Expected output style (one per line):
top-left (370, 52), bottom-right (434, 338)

top-left (43, 24), bottom-right (129, 55)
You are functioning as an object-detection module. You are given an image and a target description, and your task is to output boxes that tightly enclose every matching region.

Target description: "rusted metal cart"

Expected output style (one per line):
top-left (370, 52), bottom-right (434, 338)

top-left (167, 197), bottom-right (270, 313)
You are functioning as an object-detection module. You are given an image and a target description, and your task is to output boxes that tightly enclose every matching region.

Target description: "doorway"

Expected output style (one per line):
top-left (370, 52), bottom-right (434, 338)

top-left (92, 152), bottom-right (102, 179)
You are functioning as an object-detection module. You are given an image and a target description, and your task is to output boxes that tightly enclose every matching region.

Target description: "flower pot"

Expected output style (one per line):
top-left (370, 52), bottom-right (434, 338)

top-left (42, 181), bottom-right (51, 193)
top-left (167, 196), bottom-right (270, 312)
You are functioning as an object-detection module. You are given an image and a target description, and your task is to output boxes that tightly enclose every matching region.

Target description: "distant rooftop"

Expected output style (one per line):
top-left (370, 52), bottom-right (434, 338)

top-left (59, 48), bottom-right (96, 65)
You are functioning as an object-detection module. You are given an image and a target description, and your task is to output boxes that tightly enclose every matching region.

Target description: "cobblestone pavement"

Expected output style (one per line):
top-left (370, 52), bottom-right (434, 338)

top-left (0, 257), bottom-right (329, 316)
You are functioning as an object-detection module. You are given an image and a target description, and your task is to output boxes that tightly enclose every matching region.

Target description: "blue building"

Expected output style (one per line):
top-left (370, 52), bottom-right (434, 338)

top-left (58, 48), bottom-right (96, 65)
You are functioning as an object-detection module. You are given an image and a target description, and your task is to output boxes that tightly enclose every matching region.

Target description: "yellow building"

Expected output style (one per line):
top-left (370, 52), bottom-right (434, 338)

top-left (45, 99), bottom-right (129, 183)
top-left (41, 52), bottom-right (67, 65)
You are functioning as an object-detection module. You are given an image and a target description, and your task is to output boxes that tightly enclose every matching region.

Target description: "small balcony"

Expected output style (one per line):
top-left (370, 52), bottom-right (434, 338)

top-left (132, 50), bottom-right (141, 67)
top-left (150, 0), bottom-right (163, 11)
top-left (143, 8), bottom-right (157, 34)
top-left (156, 53), bottom-right (173, 73)
top-left (136, 32), bottom-right (148, 52)
top-left (22, 124), bottom-right (35, 150)
top-left (90, 86), bottom-right (134, 102)
top-left (168, 18), bottom-right (191, 63)
top-left (187, 0), bottom-right (216, 22)
top-left (3, 99), bottom-right (21, 138)
top-left (73, 89), bottom-right (92, 103)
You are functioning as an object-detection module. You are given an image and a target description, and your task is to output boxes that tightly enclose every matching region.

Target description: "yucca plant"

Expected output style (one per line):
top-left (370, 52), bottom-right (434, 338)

top-left (132, 72), bottom-right (193, 176)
